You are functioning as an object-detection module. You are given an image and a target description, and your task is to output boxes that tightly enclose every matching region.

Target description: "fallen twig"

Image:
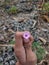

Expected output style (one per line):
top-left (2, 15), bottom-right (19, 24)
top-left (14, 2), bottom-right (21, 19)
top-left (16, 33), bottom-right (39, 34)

top-left (38, 60), bottom-right (48, 65)
top-left (0, 44), bottom-right (14, 47)
top-left (42, 15), bottom-right (49, 22)
top-left (39, 37), bottom-right (46, 44)
top-left (32, 19), bottom-right (37, 28)
top-left (8, 29), bottom-right (15, 33)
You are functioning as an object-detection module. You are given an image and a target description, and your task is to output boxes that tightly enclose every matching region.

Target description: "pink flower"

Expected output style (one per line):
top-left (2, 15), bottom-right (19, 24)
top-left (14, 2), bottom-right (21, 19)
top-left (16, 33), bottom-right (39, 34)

top-left (23, 32), bottom-right (30, 39)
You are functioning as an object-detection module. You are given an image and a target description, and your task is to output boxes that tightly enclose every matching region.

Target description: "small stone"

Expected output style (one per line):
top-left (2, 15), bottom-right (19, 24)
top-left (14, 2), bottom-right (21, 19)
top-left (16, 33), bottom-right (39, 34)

top-left (17, 1), bottom-right (33, 12)
top-left (11, 56), bottom-right (15, 60)
top-left (0, 57), bottom-right (3, 62)
top-left (5, 6), bottom-right (10, 9)
top-left (3, 26), bottom-right (9, 31)
top-left (8, 50), bottom-right (12, 54)
top-left (41, 28), bottom-right (48, 32)
top-left (0, 34), bottom-right (4, 41)
top-left (3, 62), bottom-right (9, 65)
top-left (20, 0), bottom-right (27, 3)
top-left (3, 26), bottom-right (7, 30)
top-left (9, 60), bottom-right (15, 65)
top-left (7, 47), bottom-right (13, 52)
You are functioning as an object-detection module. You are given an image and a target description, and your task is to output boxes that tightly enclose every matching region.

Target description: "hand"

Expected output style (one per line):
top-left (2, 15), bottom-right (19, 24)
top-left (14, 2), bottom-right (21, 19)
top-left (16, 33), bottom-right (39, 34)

top-left (14, 31), bottom-right (37, 65)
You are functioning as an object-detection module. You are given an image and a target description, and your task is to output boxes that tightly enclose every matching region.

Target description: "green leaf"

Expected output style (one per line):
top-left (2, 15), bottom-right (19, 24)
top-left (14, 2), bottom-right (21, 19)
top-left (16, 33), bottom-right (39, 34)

top-left (43, 2), bottom-right (49, 12)
top-left (36, 47), bottom-right (45, 61)
top-left (32, 42), bottom-right (41, 49)
top-left (9, 40), bottom-right (15, 44)
top-left (7, 5), bottom-right (19, 14)
top-left (32, 41), bottom-right (45, 61)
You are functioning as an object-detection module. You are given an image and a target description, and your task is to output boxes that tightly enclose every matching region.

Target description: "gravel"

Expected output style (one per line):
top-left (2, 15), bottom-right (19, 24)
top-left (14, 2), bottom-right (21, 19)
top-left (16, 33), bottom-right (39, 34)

top-left (0, 47), bottom-right (17, 65)
top-left (0, 0), bottom-right (49, 65)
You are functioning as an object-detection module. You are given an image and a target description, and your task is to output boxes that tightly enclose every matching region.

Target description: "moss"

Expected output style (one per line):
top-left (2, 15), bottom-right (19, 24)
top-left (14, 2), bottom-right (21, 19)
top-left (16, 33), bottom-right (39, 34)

top-left (32, 42), bottom-right (45, 61)
top-left (43, 2), bottom-right (49, 13)
top-left (7, 5), bottom-right (19, 14)
top-left (9, 40), bottom-right (15, 44)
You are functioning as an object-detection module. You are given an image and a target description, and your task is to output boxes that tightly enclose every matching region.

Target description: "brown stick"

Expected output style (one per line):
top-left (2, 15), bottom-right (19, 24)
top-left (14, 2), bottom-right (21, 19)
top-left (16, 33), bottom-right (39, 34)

top-left (0, 44), bottom-right (14, 47)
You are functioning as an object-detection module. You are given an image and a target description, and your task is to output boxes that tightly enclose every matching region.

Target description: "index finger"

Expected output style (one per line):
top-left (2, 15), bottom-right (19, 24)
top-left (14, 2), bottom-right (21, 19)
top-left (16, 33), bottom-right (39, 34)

top-left (15, 31), bottom-right (24, 48)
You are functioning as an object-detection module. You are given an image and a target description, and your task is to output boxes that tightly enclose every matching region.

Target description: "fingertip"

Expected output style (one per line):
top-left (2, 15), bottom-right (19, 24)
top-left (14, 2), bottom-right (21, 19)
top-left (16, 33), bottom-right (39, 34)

top-left (15, 32), bottom-right (22, 37)
top-left (15, 32), bottom-right (24, 39)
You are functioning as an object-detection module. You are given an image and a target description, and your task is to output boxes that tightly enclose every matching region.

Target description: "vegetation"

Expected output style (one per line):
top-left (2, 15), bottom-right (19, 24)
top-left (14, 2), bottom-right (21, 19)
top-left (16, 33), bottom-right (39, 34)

top-left (32, 42), bottom-right (45, 61)
top-left (7, 6), bottom-right (19, 14)
top-left (42, 2), bottom-right (49, 13)
top-left (9, 40), bottom-right (15, 44)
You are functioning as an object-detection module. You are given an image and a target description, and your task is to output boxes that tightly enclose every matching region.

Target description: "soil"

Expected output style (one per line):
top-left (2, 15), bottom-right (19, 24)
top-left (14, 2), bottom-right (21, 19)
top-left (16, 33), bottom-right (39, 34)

top-left (0, 0), bottom-right (49, 65)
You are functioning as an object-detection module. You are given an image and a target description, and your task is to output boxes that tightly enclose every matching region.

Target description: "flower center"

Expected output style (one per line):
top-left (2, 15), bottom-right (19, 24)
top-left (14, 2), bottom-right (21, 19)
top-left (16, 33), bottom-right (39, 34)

top-left (25, 34), bottom-right (27, 37)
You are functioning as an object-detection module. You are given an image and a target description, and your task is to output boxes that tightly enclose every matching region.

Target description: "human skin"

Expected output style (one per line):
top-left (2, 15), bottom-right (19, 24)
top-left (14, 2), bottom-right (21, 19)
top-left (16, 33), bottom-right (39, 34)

top-left (14, 31), bottom-right (37, 65)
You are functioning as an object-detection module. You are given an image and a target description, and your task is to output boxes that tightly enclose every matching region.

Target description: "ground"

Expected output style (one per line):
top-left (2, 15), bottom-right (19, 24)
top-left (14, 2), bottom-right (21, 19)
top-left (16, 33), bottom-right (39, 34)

top-left (0, 0), bottom-right (49, 65)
